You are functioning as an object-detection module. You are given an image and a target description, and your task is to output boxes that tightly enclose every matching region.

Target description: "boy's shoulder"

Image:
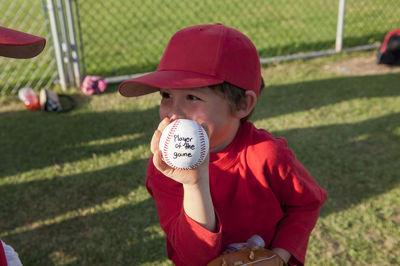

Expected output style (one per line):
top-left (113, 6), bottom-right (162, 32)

top-left (241, 122), bottom-right (293, 166)
top-left (242, 122), bottom-right (288, 150)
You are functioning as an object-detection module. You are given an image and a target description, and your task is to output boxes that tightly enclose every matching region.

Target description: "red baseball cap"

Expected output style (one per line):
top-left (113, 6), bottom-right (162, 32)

top-left (0, 26), bottom-right (46, 59)
top-left (119, 23), bottom-right (261, 97)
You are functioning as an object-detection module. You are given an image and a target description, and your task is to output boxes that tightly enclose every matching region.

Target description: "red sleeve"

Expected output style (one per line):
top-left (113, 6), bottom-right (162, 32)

top-left (262, 139), bottom-right (327, 265)
top-left (146, 158), bottom-right (223, 266)
top-left (0, 241), bottom-right (7, 266)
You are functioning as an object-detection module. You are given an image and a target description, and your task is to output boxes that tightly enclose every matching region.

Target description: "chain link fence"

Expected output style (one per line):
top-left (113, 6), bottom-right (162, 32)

top-left (73, 0), bottom-right (339, 78)
top-left (344, 0), bottom-right (398, 47)
top-left (72, 0), bottom-right (399, 81)
top-left (0, 0), bottom-right (59, 96)
top-left (1, 0), bottom-right (399, 95)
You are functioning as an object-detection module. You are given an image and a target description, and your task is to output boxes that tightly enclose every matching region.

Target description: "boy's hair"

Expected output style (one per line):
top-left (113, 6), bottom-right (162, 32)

top-left (210, 78), bottom-right (264, 123)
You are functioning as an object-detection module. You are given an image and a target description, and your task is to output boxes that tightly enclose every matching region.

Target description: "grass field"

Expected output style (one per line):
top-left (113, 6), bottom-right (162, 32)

top-left (1, 50), bottom-right (399, 265)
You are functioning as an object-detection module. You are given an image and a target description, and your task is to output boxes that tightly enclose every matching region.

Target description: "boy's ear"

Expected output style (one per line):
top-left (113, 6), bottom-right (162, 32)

top-left (235, 90), bottom-right (257, 119)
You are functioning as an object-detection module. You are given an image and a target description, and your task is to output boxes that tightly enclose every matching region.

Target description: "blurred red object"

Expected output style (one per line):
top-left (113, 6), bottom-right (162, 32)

top-left (18, 87), bottom-right (40, 111)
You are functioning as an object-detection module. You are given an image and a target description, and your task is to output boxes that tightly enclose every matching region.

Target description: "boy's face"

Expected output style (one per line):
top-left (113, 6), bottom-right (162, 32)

top-left (159, 87), bottom-right (241, 153)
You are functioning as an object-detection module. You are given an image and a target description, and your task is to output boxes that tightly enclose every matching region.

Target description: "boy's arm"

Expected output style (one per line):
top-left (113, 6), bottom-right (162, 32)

top-left (148, 118), bottom-right (221, 265)
top-left (182, 178), bottom-right (216, 232)
top-left (151, 117), bottom-right (216, 232)
top-left (146, 160), bottom-right (222, 265)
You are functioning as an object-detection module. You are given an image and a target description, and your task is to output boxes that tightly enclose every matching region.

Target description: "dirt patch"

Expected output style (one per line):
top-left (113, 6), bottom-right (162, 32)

top-left (322, 55), bottom-right (400, 76)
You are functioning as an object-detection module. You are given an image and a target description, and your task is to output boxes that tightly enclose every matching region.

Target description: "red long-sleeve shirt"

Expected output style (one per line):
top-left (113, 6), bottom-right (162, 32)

top-left (146, 122), bottom-right (327, 265)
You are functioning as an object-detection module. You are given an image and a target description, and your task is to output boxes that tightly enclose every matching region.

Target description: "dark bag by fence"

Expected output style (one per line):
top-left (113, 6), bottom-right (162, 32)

top-left (39, 89), bottom-right (75, 112)
top-left (377, 29), bottom-right (400, 65)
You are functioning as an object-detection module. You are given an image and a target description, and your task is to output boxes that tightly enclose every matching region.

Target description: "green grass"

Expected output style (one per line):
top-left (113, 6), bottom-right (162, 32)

top-left (1, 50), bottom-right (399, 265)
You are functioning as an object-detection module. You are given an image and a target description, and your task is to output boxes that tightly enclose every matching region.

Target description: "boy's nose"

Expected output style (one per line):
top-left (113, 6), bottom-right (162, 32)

top-left (168, 105), bottom-right (186, 120)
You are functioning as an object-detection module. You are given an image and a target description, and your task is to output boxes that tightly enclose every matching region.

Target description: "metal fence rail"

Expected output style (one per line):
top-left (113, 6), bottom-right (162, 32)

top-left (1, 0), bottom-right (399, 96)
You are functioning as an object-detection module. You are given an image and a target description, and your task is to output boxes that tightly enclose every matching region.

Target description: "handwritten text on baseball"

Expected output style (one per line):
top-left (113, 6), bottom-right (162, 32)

top-left (173, 134), bottom-right (195, 159)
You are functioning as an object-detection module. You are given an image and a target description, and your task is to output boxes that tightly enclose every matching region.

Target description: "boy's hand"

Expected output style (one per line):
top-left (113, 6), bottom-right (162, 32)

top-left (272, 248), bottom-right (291, 264)
top-left (151, 117), bottom-right (210, 185)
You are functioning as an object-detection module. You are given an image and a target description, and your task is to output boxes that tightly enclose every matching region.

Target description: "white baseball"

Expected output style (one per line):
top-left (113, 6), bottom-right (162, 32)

top-left (159, 119), bottom-right (209, 170)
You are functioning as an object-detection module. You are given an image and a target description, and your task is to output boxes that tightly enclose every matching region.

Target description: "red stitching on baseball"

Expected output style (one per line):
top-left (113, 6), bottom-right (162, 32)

top-left (162, 120), bottom-right (180, 168)
top-left (196, 125), bottom-right (207, 168)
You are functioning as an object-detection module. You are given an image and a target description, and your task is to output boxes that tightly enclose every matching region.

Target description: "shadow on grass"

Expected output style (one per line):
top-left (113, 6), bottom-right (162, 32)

top-left (0, 158), bottom-right (150, 231)
top-left (0, 105), bottom-right (159, 180)
top-left (0, 103), bottom-right (168, 264)
top-left (8, 197), bottom-right (166, 265)
top-left (0, 73), bottom-right (399, 264)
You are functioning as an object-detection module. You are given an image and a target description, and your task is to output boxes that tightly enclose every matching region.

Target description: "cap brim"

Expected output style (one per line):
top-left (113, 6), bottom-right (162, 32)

top-left (0, 26), bottom-right (46, 59)
top-left (119, 70), bottom-right (223, 97)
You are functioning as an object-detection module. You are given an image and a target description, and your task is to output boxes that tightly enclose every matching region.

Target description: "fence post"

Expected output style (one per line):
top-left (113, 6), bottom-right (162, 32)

top-left (46, 0), bottom-right (67, 91)
top-left (335, 0), bottom-right (346, 52)
top-left (64, 0), bottom-right (82, 88)
top-left (56, 0), bottom-right (75, 87)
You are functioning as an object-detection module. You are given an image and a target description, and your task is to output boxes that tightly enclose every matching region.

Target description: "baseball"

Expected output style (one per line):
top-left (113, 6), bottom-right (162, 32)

top-left (159, 119), bottom-right (209, 170)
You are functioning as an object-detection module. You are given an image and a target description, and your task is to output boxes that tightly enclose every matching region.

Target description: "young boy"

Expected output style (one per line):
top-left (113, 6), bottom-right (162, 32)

top-left (119, 23), bottom-right (327, 266)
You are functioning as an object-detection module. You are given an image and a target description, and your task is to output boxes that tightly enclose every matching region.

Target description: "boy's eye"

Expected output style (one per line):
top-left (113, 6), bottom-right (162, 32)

top-left (161, 92), bottom-right (171, 99)
top-left (187, 95), bottom-right (201, 101)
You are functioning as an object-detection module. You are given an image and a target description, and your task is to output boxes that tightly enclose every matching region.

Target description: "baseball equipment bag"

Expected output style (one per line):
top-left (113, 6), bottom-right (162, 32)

top-left (81, 75), bottom-right (107, 96)
top-left (376, 29), bottom-right (400, 65)
top-left (40, 89), bottom-right (74, 112)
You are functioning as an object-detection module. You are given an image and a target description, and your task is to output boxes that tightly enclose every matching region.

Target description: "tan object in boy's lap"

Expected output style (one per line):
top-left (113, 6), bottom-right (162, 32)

top-left (207, 247), bottom-right (286, 266)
